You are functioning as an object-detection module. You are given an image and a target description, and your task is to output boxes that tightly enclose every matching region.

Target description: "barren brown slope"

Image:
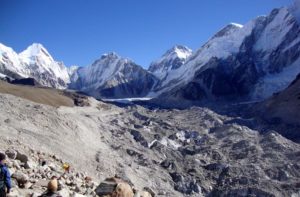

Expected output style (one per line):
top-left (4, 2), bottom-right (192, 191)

top-left (0, 81), bottom-right (74, 107)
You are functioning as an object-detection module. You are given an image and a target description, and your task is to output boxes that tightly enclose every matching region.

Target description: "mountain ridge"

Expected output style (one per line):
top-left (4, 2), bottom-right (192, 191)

top-left (1, 5), bottom-right (300, 103)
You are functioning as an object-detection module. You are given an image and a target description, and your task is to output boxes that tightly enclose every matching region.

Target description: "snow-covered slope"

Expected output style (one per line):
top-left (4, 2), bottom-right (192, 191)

top-left (290, 0), bottom-right (300, 23)
top-left (147, 22), bottom-right (254, 97)
top-left (148, 45), bottom-right (192, 80)
top-left (69, 53), bottom-right (158, 98)
top-left (151, 6), bottom-right (300, 101)
top-left (0, 43), bottom-right (29, 79)
top-left (0, 43), bottom-right (70, 89)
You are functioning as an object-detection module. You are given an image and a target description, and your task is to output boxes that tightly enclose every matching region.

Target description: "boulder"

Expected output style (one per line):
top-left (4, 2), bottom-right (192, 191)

top-left (58, 188), bottom-right (72, 197)
top-left (114, 182), bottom-right (134, 197)
top-left (95, 177), bottom-right (134, 197)
top-left (95, 180), bottom-right (117, 196)
top-left (16, 151), bottom-right (29, 163)
top-left (11, 171), bottom-right (29, 185)
top-left (5, 149), bottom-right (17, 160)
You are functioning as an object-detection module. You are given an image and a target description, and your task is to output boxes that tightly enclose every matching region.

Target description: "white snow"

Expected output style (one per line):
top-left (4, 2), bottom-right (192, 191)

top-left (160, 137), bottom-right (182, 150)
top-left (149, 45), bottom-right (192, 80)
top-left (19, 43), bottom-right (54, 64)
top-left (176, 131), bottom-right (186, 142)
top-left (67, 65), bottom-right (79, 76)
top-left (149, 20), bottom-right (256, 96)
top-left (230, 22), bottom-right (244, 28)
top-left (0, 73), bottom-right (6, 78)
top-left (0, 43), bottom-right (29, 78)
top-left (252, 57), bottom-right (300, 99)
top-left (19, 43), bottom-right (70, 85)
top-left (254, 7), bottom-right (294, 52)
top-left (102, 97), bottom-right (152, 104)
top-left (78, 53), bottom-right (123, 90)
top-left (76, 52), bottom-right (147, 95)
top-left (289, 0), bottom-right (300, 23)
top-left (0, 43), bottom-right (70, 88)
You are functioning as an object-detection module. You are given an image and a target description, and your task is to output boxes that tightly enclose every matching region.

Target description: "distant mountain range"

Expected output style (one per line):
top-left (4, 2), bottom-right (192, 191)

top-left (1, 4), bottom-right (300, 103)
top-left (0, 43), bottom-right (70, 89)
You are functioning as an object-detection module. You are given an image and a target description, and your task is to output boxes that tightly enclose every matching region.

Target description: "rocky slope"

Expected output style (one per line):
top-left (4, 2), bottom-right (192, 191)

top-left (0, 43), bottom-right (70, 89)
top-left (251, 73), bottom-right (300, 142)
top-left (69, 53), bottom-right (157, 99)
top-left (254, 73), bottom-right (300, 125)
top-left (0, 89), bottom-right (300, 196)
top-left (0, 143), bottom-right (97, 197)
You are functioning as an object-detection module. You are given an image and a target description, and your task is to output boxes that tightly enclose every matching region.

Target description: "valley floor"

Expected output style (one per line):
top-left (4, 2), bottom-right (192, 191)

top-left (0, 90), bottom-right (300, 197)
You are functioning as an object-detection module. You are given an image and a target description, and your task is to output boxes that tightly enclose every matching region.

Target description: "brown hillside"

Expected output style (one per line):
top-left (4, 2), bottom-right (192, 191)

top-left (0, 81), bottom-right (74, 107)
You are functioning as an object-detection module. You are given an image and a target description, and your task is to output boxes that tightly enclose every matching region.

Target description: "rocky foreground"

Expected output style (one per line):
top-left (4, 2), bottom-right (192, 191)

top-left (0, 92), bottom-right (300, 196)
top-left (0, 142), bottom-right (97, 197)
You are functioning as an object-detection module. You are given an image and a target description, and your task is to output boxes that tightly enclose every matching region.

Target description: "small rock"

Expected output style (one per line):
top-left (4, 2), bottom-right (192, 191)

top-left (24, 181), bottom-right (33, 189)
top-left (12, 160), bottom-right (21, 170)
top-left (31, 192), bottom-right (42, 197)
top-left (72, 193), bottom-right (85, 197)
top-left (25, 159), bottom-right (38, 169)
top-left (143, 187), bottom-right (155, 197)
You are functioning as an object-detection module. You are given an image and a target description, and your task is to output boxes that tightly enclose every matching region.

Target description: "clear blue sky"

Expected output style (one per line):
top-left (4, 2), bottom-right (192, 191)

top-left (0, 0), bottom-right (292, 68)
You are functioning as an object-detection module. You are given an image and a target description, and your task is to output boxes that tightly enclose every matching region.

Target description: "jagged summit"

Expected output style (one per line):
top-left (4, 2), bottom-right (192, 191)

top-left (164, 45), bottom-right (192, 58)
top-left (69, 52), bottom-right (157, 99)
top-left (0, 43), bottom-right (70, 89)
top-left (212, 22), bottom-right (246, 39)
top-left (100, 52), bottom-right (120, 59)
top-left (19, 43), bottom-right (53, 60)
top-left (148, 45), bottom-right (192, 80)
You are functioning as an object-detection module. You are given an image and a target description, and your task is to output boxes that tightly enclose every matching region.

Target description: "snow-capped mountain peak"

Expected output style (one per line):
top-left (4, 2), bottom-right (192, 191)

top-left (148, 45), bottom-right (192, 79)
top-left (101, 52), bottom-right (119, 59)
top-left (0, 43), bottom-right (26, 78)
top-left (149, 5), bottom-right (300, 101)
top-left (69, 52), bottom-right (157, 98)
top-left (0, 43), bottom-right (70, 89)
top-left (164, 45), bottom-right (192, 60)
top-left (229, 22), bottom-right (243, 28)
top-left (19, 43), bottom-right (53, 61)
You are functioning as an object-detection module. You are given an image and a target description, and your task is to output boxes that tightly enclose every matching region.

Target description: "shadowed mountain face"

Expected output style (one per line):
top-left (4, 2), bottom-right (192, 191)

top-left (252, 74), bottom-right (300, 142)
top-left (152, 7), bottom-right (300, 102)
top-left (256, 74), bottom-right (300, 125)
